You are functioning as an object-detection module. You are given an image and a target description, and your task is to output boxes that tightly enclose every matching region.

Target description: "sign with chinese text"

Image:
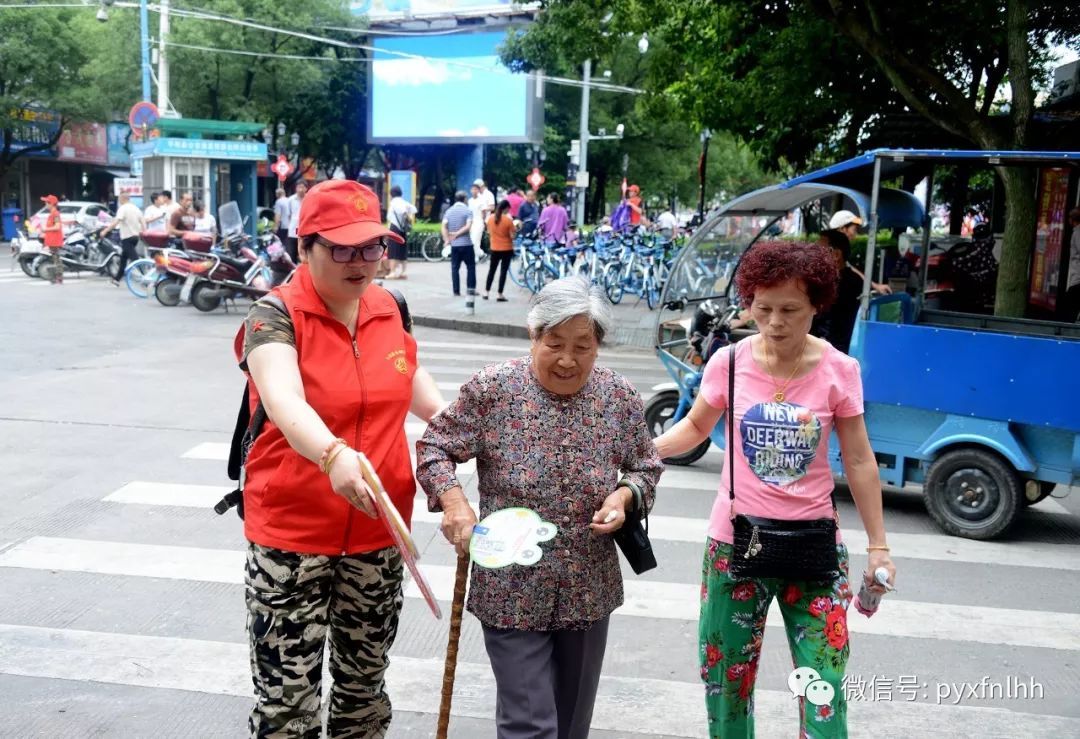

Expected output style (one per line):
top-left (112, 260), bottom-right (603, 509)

top-left (114, 178), bottom-right (143, 197)
top-left (1029, 167), bottom-right (1070, 310)
top-left (4, 107), bottom-right (61, 154)
top-left (129, 137), bottom-right (267, 161)
top-left (57, 122), bottom-right (108, 164)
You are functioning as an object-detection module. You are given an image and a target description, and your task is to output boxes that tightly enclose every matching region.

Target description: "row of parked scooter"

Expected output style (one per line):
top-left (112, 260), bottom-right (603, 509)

top-left (10, 203), bottom-right (295, 313)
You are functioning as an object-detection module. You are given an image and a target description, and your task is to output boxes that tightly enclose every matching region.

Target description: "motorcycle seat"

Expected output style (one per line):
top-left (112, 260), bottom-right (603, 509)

top-left (218, 255), bottom-right (253, 273)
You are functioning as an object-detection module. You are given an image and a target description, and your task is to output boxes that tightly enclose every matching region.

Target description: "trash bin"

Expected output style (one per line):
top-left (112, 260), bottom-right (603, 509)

top-left (2, 207), bottom-right (24, 241)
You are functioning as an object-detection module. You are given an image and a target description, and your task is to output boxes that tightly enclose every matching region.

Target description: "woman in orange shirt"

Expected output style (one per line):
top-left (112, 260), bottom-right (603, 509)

top-left (40, 194), bottom-right (64, 284)
top-left (484, 199), bottom-right (516, 302)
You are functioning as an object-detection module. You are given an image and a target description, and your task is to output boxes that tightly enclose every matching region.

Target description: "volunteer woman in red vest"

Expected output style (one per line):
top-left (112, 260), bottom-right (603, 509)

top-left (239, 179), bottom-right (445, 737)
top-left (40, 194), bottom-right (64, 284)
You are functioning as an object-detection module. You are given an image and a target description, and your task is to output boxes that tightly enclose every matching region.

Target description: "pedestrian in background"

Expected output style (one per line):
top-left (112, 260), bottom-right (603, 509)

top-left (192, 202), bottom-right (217, 238)
top-left (483, 199), bottom-right (515, 302)
top-left (518, 189), bottom-right (540, 237)
top-left (507, 187), bottom-right (525, 218)
top-left (40, 194), bottom-right (64, 284)
top-left (538, 192), bottom-right (569, 245)
top-left (143, 192), bottom-right (167, 233)
top-left (654, 240), bottom-right (895, 738)
top-left (441, 190), bottom-right (475, 297)
top-left (286, 181), bottom-right (307, 263)
top-left (469, 178), bottom-right (495, 262)
top-left (240, 179), bottom-right (445, 737)
top-left (98, 192), bottom-right (144, 286)
top-left (627, 185), bottom-right (645, 227)
top-left (386, 185), bottom-right (416, 280)
top-left (272, 187), bottom-right (290, 249)
top-left (417, 276), bottom-right (662, 739)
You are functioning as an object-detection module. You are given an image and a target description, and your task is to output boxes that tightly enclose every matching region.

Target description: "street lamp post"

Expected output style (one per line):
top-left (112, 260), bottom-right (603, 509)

top-left (698, 128), bottom-right (712, 223)
top-left (574, 59), bottom-right (591, 228)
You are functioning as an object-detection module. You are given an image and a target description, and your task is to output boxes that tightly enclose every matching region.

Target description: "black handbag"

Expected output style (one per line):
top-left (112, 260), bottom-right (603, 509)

top-left (613, 481), bottom-right (657, 574)
top-left (725, 343), bottom-right (839, 582)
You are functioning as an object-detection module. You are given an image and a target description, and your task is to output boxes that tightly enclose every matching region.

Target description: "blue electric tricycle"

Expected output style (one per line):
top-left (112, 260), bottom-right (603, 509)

top-left (647, 149), bottom-right (1080, 540)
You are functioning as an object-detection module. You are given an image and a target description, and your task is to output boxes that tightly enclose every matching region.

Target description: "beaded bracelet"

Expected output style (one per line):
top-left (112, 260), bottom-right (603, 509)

top-left (318, 438), bottom-right (348, 474)
top-left (323, 445), bottom-right (351, 475)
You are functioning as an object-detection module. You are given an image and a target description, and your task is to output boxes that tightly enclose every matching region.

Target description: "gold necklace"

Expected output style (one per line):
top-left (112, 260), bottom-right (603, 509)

top-left (763, 336), bottom-right (807, 403)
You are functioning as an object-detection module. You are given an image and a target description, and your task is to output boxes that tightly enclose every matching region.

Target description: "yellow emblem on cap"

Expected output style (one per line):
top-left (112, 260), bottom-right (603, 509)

top-left (395, 357), bottom-right (408, 375)
top-left (351, 193), bottom-right (368, 214)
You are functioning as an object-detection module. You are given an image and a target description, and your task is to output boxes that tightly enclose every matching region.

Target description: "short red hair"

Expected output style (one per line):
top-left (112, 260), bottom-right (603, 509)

top-left (734, 240), bottom-right (838, 311)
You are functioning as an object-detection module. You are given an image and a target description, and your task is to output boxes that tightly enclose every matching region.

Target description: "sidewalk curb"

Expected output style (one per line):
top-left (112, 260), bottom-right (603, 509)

top-left (412, 314), bottom-right (531, 341)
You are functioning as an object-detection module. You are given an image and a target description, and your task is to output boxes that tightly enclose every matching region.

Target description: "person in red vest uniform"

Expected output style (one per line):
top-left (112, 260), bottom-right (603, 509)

top-left (239, 179), bottom-right (445, 737)
top-left (40, 194), bottom-right (64, 284)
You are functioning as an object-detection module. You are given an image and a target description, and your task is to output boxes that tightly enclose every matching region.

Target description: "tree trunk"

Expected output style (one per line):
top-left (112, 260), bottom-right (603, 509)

top-left (994, 166), bottom-right (1037, 317)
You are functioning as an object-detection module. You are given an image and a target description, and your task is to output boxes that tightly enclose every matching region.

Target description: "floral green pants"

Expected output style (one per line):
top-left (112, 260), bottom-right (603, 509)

top-left (699, 539), bottom-right (852, 739)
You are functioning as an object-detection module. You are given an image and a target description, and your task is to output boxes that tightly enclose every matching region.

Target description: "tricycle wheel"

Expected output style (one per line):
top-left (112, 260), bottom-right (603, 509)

top-left (923, 448), bottom-right (1021, 540)
top-left (1022, 481), bottom-right (1056, 507)
top-left (644, 390), bottom-right (711, 466)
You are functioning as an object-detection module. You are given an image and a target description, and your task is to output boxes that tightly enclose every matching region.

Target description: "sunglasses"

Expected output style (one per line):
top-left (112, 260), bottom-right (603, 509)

top-left (315, 236), bottom-right (387, 263)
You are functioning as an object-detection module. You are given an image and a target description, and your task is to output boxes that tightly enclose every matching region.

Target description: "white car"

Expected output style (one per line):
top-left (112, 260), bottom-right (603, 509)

top-left (27, 201), bottom-right (113, 237)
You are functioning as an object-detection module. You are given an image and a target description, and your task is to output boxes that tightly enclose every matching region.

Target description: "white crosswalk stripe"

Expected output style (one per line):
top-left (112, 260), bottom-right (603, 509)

top-left (3, 535), bottom-right (1079, 652)
top-left (2, 623), bottom-right (1075, 738)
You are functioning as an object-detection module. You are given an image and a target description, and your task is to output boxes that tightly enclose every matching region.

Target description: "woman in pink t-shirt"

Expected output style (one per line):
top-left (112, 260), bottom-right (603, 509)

top-left (655, 240), bottom-right (895, 738)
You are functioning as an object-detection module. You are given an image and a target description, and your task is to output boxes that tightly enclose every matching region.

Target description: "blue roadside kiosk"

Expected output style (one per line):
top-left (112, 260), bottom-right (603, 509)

top-left (131, 118), bottom-right (267, 236)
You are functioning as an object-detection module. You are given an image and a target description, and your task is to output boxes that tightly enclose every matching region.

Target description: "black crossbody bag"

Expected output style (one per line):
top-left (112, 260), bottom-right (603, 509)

top-left (612, 479), bottom-right (657, 574)
top-left (727, 343), bottom-right (839, 582)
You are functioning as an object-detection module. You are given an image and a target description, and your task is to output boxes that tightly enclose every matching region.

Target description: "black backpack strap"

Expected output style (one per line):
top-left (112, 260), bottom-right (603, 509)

top-left (220, 292), bottom-right (289, 518)
top-left (728, 343), bottom-right (736, 516)
top-left (386, 287), bottom-right (412, 334)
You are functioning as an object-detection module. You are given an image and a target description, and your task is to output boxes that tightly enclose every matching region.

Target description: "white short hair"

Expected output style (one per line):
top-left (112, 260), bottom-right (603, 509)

top-left (527, 275), bottom-right (613, 343)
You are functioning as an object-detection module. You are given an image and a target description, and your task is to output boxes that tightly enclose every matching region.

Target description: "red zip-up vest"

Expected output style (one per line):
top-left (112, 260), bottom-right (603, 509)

top-left (239, 265), bottom-right (417, 555)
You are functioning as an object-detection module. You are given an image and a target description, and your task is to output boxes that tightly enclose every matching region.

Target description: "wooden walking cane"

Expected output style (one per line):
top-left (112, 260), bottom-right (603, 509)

top-left (436, 552), bottom-right (469, 739)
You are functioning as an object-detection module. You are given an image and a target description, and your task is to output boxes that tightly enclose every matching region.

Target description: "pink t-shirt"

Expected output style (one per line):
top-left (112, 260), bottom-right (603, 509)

top-left (700, 338), bottom-right (864, 544)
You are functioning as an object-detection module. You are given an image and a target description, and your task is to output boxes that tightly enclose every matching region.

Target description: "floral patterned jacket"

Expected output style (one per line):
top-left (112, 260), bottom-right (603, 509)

top-left (415, 357), bottom-right (663, 631)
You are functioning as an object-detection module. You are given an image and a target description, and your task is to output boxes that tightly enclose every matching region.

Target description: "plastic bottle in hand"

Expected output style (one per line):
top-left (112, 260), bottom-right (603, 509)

top-left (853, 566), bottom-right (894, 618)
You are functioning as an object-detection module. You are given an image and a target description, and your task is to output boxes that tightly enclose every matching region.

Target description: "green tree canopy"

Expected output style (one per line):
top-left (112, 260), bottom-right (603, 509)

top-left (507, 0), bottom-right (1080, 315)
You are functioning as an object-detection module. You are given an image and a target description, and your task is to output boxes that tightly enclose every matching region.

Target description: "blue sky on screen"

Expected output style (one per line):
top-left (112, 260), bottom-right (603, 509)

top-left (371, 32), bottom-right (528, 139)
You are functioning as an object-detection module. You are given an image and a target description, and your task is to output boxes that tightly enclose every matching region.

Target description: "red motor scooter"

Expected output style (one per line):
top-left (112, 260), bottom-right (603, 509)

top-left (183, 231), bottom-right (271, 312)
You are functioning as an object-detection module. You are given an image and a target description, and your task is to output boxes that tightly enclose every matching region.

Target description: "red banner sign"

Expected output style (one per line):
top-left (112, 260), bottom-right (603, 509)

top-left (57, 122), bottom-right (108, 164)
top-left (1029, 167), bottom-right (1070, 310)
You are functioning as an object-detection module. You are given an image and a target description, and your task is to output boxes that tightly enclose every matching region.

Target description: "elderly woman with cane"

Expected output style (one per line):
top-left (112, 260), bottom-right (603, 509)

top-left (417, 276), bottom-right (663, 739)
top-left (654, 241), bottom-right (896, 738)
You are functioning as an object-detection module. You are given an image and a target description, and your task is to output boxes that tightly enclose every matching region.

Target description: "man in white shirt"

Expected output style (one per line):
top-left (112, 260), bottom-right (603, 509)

top-left (98, 192), bottom-right (145, 286)
top-left (272, 188), bottom-right (290, 247)
top-left (386, 185), bottom-right (417, 280)
top-left (143, 192), bottom-right (167, 233)
top-left (192, 201), bottom-right (217, 238)
top-left (286, 181), bottom-right (307, 262)
top-left (654, 208), bottom-right (679, 240)
top-left (468, 178), bottom-right (495, 261)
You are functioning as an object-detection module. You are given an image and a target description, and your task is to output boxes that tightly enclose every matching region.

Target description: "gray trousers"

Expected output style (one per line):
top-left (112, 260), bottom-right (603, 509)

top-left (482, 617), bottom-right (610, 739)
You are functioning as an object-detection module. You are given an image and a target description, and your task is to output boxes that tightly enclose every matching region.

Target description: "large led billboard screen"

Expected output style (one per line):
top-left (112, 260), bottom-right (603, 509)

top-left (368, 32), bottom-right (543, 144)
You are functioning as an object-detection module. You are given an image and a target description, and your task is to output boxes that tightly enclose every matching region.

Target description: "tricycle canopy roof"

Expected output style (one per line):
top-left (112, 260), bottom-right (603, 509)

top-left (720, 182), bottom-right (924, 230)
top-left (781, 148), bottom-right (1080, 192)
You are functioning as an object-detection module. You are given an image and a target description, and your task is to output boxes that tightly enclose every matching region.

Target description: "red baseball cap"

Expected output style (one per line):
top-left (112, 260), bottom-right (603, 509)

top-left (628, 184), bottom-right (640, 194)
top-left (297, 180), bottom-right (404, 244)
top-left (40, 194), bottom-right (58, 206)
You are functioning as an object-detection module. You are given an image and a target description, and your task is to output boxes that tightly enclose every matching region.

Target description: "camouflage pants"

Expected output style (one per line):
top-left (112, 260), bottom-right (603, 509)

top-left (245, 543), bottom-right (405, 739)
top-left (50, 247), bottom-right (63, 283)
